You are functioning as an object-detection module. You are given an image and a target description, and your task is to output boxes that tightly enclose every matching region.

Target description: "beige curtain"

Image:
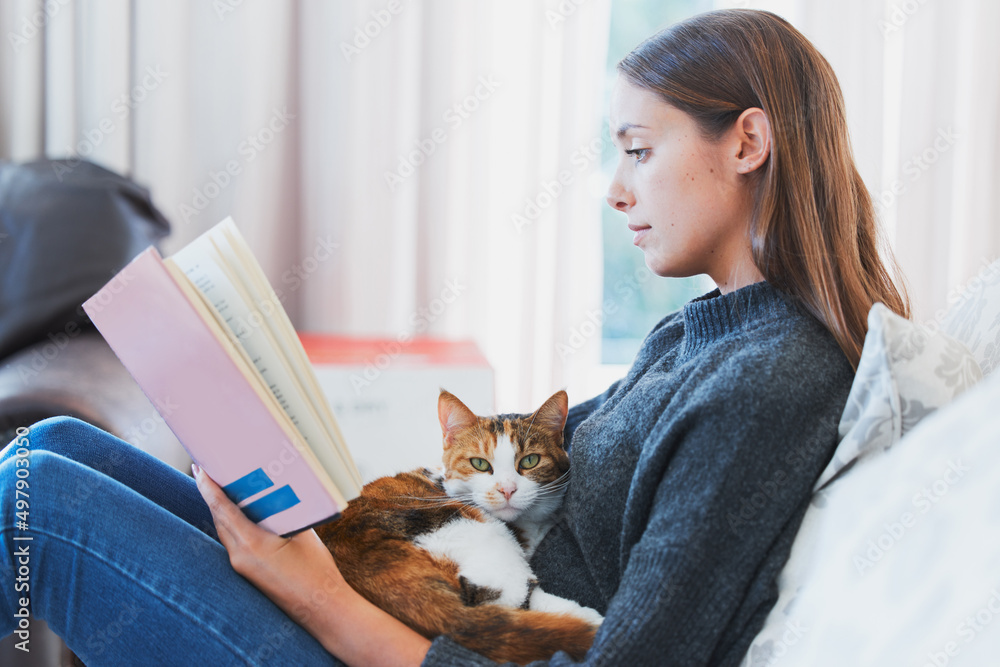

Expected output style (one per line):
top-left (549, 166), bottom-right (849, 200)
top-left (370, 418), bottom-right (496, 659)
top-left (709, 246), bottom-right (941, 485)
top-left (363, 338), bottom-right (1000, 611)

top-left (0, 0), bottom-right (612, 411)
top-left (718, 0), bottom-right (1000, 321)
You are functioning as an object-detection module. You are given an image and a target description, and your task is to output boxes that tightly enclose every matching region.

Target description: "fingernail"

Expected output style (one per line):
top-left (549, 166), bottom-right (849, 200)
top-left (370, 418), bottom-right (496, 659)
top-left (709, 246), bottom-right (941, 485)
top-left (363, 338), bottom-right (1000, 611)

top-left (191, 462), bottom-right (201, 477)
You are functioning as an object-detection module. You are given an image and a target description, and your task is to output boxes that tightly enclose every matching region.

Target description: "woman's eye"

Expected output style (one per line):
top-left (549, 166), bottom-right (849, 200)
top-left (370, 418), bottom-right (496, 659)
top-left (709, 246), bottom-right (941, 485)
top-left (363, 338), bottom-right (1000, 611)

top-left (470, 458), bottom-right (492, 472)
top-left (519, 454), bottom-right (541, 470)
top-left (625, 148), bottom-right (650, 163)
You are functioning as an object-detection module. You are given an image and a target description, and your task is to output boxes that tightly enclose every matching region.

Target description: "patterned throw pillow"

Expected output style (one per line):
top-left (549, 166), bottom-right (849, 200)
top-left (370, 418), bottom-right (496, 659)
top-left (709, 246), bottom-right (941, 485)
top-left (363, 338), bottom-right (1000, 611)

top-left (941, 258), bottom-right (1000, 377)
top-left (813, 303), bottom-right (982, 491)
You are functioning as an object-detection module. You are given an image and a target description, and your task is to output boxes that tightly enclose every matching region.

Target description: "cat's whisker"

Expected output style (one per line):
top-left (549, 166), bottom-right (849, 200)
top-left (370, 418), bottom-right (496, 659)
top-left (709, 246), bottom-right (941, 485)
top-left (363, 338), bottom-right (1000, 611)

top-left (395, 494), bottom-right (470, 505)
top-left (536, 472), bottom-right (572, 492)
top-left (386, 499), bottom-right (469, 512)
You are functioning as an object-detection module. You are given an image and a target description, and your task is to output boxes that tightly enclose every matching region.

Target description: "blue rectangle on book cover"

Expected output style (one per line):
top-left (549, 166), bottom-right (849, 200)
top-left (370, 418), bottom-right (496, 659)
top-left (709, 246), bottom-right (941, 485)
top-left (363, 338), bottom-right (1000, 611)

top-left (222, 468), bottom-right (274, 503)
top-left (242, 484), bottom-right (301, 523)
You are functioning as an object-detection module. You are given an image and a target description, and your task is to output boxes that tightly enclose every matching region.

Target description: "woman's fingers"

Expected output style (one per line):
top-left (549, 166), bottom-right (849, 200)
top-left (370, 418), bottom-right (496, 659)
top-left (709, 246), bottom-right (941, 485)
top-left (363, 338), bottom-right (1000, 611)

top-left (191, 462), bottom-right (285, 571)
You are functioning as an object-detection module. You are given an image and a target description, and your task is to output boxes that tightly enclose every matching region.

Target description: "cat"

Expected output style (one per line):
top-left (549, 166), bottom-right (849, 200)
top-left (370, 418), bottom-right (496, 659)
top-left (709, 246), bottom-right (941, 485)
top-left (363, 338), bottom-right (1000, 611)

top-left (314, 389), bottom-right (602, 664)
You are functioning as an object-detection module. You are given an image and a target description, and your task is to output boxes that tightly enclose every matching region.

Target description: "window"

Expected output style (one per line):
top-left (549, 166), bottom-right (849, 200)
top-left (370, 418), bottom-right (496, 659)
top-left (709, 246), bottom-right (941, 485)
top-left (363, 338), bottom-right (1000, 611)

top-left (599, 0), bottom-right (715, 365)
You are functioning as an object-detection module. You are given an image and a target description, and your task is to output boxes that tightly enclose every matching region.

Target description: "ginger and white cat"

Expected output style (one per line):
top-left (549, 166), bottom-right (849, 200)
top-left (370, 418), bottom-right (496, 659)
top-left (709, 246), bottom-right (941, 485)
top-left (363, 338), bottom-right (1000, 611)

top-left (315, 390), bottom-right (601, 664)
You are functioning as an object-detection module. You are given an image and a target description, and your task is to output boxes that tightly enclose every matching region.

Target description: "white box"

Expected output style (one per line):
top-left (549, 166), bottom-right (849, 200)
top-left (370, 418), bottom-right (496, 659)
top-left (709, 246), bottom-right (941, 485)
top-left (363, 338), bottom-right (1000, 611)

top-left (299, 334), bottom-right (495, 482)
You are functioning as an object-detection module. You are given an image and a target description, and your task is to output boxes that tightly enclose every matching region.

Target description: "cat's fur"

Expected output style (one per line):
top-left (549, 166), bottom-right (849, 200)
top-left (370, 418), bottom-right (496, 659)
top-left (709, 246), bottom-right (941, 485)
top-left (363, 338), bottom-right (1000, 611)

top-left (315, 390), bottom-right (601, 664)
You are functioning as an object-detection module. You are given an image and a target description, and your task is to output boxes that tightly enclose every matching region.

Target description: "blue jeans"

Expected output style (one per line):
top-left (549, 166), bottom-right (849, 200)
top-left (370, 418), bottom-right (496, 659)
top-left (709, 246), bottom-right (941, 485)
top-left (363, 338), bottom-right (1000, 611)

top-left (0, 416), bottom-right (343, 666)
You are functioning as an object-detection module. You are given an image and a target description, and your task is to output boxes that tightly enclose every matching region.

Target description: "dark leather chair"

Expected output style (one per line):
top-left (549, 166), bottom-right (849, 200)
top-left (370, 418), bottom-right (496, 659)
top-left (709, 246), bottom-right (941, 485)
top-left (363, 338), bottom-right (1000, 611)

top-left (0, 159), bottom-right (184, 666)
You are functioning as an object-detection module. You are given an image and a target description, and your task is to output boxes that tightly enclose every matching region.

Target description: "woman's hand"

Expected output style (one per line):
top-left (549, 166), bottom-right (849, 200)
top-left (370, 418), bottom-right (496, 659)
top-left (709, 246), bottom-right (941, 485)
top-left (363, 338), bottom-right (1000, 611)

top-left (192, 463), bottom-right (431, 666)
top-left (191, 463), bottom-right (346, 625)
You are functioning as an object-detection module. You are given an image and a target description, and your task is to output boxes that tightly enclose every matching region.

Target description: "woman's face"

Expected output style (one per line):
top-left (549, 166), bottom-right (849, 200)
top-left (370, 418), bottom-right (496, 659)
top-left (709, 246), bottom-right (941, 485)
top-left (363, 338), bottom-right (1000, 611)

top-left (606, 77), bottom-right (758, 292)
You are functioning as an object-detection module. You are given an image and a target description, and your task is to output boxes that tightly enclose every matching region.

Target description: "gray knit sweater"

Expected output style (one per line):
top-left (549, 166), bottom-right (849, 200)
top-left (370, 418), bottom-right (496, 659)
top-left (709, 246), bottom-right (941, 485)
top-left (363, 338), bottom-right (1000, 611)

top-left (422, 281), bottom-right (854, 666)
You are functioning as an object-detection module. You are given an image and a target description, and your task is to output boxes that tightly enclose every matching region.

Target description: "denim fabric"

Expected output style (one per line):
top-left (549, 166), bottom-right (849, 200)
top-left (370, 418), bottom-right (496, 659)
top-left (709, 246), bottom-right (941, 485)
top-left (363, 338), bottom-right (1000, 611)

top-left (0, 416), bottom-right (343, 666)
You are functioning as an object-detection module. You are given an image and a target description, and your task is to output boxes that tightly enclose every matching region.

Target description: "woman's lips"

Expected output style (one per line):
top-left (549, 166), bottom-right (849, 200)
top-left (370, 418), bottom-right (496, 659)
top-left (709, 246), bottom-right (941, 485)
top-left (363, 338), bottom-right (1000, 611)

top-left (628, 223), bottom-right (651, 246)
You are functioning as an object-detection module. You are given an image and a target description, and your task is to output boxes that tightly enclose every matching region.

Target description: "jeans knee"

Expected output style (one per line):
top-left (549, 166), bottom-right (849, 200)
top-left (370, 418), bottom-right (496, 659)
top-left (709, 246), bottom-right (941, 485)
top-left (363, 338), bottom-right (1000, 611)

top-left (32, 416), bottom-right (134, 476)
top-left (3, 448), bottom-right (71, 484)
top-left (27, 416), bottom-right (101, 449)
top-left (1, 449), bottom-right (96, 521)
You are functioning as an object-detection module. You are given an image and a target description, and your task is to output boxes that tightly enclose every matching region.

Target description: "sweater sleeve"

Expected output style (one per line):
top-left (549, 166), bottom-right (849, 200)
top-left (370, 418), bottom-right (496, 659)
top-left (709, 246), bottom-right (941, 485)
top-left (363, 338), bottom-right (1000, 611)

top-left (422, 342), bottom-right (851, 667)
top-left (563, 380), bottom-right (621, 451)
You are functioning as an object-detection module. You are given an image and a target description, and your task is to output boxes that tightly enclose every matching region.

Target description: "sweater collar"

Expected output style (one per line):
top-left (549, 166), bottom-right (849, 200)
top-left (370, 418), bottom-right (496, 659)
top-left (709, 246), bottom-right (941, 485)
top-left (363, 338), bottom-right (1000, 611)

top-left (681, 281), bottom-right (795, 355)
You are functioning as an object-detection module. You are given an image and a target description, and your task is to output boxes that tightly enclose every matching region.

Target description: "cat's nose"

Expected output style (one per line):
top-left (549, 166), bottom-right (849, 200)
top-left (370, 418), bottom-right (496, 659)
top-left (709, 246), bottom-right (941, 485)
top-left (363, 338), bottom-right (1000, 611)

top-left (499, 483), bottom-right (517, 501)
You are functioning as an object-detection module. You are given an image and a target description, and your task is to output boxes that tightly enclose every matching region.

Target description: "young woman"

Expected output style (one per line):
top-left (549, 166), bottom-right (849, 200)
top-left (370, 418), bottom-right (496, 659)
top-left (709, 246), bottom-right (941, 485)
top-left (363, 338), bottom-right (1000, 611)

top-left (0, 9), bottom-right (907, 666)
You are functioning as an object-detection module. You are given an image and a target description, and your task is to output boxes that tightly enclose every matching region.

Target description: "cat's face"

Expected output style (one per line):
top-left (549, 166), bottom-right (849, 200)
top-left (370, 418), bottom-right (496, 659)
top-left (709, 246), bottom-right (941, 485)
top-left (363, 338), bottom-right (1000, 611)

top-left (437, 390), bottom-right (570, 523)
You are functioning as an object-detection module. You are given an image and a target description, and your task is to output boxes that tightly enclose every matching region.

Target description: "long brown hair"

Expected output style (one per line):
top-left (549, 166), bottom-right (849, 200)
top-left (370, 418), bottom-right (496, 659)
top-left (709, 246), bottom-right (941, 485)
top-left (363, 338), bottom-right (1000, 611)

top-left (618, 9), bottom-right (909, 368)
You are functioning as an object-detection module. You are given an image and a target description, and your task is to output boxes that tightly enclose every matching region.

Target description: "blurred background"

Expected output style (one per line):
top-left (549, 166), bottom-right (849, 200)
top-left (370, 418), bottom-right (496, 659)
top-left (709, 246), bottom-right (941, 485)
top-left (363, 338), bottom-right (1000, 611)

top-left (1, 0), bottom-right (997, 411)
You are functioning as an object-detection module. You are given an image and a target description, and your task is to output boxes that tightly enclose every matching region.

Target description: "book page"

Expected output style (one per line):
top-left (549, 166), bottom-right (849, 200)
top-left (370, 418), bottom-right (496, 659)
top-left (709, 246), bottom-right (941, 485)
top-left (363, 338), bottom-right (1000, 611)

top-left (214, 222), bottom-right (361, 488)
top-left (169, 219), bottom-right (361, 497)
top-left (210, 221), bottom-right (362, 491)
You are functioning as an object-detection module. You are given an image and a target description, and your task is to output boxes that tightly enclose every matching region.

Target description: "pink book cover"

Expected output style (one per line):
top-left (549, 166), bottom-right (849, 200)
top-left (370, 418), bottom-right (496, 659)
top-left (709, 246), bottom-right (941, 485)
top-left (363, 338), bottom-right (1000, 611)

top-left (83, 247), bottom-right (342, 536)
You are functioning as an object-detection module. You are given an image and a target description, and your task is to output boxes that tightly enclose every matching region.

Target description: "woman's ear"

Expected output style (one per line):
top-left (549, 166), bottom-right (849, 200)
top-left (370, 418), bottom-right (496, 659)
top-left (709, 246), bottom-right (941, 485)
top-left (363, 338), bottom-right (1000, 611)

top-left (733, 107), bottom-right (771, 175)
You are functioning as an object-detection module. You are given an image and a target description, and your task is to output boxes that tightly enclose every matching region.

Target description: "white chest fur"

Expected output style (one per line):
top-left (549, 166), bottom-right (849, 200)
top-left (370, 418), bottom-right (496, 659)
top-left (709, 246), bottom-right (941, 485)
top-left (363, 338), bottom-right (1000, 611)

top-left (414, 516), bottom-right (534, 608)
top-left (413, 515), bottom-right (604, 626)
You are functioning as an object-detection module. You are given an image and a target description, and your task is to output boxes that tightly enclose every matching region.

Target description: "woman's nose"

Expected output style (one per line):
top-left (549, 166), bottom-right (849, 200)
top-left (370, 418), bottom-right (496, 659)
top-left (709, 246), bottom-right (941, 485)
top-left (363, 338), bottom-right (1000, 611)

top-left (606, 171), bottom-right (635, 212)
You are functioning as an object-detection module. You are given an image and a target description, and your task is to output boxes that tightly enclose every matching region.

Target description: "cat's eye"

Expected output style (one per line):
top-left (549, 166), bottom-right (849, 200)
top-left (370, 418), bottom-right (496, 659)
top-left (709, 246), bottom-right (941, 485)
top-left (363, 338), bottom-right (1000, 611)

top-left (470, 458), bottom-right (492, 472)
top-left (519, 454), bottom-right (541, 470)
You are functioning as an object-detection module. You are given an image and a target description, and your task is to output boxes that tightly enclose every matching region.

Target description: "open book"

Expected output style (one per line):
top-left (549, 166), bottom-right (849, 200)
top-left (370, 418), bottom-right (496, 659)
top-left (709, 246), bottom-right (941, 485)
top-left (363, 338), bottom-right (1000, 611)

top-left (82, 217), bottom-right (362, 536)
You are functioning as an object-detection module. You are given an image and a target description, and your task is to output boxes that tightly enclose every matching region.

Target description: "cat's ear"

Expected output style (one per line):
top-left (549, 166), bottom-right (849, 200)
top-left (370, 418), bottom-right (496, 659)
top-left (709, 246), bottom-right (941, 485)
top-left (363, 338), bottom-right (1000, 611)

top-left (438, 389), bottom-right (479, 449)
top-left (531, 390), bottom-right (569, 436)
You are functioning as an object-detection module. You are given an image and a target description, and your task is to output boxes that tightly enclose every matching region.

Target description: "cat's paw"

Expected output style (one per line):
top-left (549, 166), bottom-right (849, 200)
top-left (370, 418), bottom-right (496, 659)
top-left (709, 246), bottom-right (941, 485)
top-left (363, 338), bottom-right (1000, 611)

top-left (572, 605), bottom-right (604, 627)
top-left (529, 588), bottom-right (604, 627)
